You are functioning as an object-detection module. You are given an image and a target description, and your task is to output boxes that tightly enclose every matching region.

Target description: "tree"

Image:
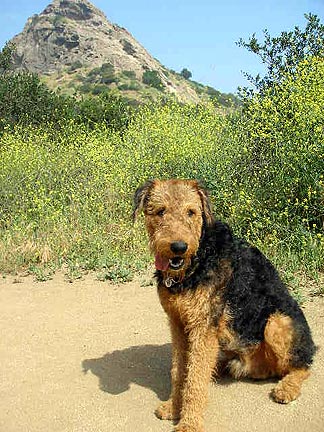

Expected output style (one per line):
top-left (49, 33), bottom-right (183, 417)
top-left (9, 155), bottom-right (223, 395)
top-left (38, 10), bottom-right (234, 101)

top-left (0, 71), bottom-right (76, 130)
top-left (0, 43), bottom-right (131, 132)
top-left (0, 42), bottom-right (15, 74)
top-left (180, 68), bottom-right (192, 80)
top-left (237, 13), bottom-right (324, 94)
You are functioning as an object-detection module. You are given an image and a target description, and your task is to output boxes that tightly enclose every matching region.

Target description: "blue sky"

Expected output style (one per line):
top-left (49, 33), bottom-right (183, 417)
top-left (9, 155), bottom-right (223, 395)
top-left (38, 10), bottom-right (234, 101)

top-left (0, 0), bottom-right (323, 93)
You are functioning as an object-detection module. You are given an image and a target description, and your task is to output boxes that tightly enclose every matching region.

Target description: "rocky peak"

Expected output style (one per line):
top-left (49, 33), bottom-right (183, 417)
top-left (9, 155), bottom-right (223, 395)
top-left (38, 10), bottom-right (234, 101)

top-left (11, 0), bottom-right (163, 75)
top-left (42, 0), bottom-right (105, 23)
top-left (9, 0), bottom-right (205, 103)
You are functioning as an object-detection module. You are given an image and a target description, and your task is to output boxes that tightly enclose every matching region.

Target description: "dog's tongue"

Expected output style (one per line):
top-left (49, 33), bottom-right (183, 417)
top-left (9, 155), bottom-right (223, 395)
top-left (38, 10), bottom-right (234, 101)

top-left (155, 254), bottom-right (169, 271)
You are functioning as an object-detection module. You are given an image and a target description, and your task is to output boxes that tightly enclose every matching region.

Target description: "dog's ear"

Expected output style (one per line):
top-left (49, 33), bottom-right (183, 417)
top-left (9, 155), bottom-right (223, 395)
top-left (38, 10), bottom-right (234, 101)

top-left (196, 182), bottom-right (214, 227)
top-left (132, 180), bottom-right (155, 222)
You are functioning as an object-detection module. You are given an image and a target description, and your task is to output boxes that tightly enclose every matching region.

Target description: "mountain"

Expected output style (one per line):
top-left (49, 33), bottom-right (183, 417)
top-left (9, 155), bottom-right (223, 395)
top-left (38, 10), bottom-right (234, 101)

top-left (9, 0), bottom-right (237, 106)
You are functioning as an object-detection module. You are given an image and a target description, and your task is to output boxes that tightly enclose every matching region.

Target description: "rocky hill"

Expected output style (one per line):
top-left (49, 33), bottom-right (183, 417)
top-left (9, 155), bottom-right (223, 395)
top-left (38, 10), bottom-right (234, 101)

top-left (10, 0), bottom-right (237, 106)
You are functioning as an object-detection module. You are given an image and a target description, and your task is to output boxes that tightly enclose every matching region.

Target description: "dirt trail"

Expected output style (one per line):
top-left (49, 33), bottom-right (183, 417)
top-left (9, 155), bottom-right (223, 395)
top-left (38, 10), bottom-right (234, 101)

top-left (0, 272), bottom-right (323, 432)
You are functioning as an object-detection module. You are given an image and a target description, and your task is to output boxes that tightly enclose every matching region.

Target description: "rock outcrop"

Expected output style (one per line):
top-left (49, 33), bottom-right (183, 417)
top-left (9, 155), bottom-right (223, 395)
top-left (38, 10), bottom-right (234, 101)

top-left (10, 0), bottom-right (204, 102)
top-left (9, 0), bottom-right (237, 105)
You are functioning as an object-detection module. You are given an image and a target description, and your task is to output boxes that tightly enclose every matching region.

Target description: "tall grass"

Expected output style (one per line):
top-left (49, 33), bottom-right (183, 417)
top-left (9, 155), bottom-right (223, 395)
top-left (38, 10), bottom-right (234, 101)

top-left (0, 58), bottom-right (323, 288)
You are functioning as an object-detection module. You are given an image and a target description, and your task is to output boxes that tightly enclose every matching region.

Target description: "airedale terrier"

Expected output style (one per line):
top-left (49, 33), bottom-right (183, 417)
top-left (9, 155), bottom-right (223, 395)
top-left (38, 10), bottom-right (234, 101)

top-left (133, 179), bottom-right (315, 432)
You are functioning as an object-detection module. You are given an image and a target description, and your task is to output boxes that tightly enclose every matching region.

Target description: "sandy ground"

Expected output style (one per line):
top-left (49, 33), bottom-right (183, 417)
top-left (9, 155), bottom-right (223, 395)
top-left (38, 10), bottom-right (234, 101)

top-left (0, 271), bottom-right (323, 432)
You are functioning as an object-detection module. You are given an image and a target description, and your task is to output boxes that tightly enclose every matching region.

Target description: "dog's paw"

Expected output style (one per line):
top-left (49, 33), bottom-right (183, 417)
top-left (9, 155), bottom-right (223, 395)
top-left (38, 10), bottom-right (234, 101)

top-left (271, 382), bottom-right (301, 404)
top-left (174, 422), bottom-right (204, 432)
top-left (155, 400), bottom-right (180, 421)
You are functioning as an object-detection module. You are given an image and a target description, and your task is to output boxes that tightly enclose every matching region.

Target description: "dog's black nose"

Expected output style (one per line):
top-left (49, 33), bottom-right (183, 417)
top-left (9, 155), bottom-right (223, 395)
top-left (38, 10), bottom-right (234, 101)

top-left (170, 241), bottom-right (188, 255)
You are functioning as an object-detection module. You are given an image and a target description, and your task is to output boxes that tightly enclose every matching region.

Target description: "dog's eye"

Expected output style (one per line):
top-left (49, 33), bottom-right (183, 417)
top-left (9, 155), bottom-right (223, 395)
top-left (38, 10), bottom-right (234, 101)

top-left (187, 209), bottom-right (196, 217)
top-left (156, 208), bottom-right (166, 217)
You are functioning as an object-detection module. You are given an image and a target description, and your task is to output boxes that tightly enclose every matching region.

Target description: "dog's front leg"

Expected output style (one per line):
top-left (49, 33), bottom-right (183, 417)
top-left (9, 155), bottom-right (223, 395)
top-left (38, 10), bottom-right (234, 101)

top-left (175, 326), bottom-right (219, 432)
top-left (155, 318), bottom-right (188, 421)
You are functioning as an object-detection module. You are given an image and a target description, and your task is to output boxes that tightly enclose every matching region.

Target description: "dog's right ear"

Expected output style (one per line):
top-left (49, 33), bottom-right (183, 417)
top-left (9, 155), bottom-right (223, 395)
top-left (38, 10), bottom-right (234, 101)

top-left (132, 180), bottom-right (155, 222)
top-left (194, 181), bottom-right (214, 227)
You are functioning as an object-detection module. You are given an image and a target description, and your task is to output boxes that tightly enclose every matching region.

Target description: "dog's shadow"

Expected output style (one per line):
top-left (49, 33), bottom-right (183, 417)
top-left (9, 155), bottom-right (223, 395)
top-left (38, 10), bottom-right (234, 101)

top-left (82, 343), bottom-right (172, 400)
top-left (82, 343), bottom-right (276, 401)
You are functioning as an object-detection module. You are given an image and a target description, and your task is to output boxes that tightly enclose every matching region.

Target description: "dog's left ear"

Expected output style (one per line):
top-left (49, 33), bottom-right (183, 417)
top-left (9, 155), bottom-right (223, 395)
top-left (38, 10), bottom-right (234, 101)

top-left (196, 182), bottom-right (214, 227)
top-left (132, 180), bottom-right (155, 222)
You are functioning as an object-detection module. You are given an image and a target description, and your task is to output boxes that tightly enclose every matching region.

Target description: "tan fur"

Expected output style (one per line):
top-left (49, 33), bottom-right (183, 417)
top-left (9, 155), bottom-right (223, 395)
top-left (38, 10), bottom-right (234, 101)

top-left (272, 368), bottom-right (310, 404)
top-left (157, 284), bottom-right (219, 431)
top-left (265, 313), bottom-right (310, 403)
top-left (264, 312), bottom-right (294, 374)
top-left (226, 312), bottom-right (310, 402)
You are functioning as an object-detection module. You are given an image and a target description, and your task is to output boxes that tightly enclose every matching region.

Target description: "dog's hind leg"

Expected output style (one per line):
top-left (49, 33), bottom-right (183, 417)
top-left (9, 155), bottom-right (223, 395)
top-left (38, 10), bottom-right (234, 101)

top-left (264, 312), bottom-right (311, 403)
top-left (271, 368), bottom-right (310, 404)
top-left (227, 312), bottom-right (312, 403)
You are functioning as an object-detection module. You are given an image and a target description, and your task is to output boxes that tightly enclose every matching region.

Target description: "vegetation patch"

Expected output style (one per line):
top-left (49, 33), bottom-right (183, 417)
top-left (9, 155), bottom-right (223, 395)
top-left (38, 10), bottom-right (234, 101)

top-left (142, 70), bottom-right (164, 91)
top-left (0, 15), bottom-right (323, 292)
top-left (121, 39), bottom-right (136, 56)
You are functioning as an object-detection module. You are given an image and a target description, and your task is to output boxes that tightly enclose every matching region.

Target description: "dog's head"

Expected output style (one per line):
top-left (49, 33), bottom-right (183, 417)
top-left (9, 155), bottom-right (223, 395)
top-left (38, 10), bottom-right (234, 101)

top-left (133, 179), bottom-right (214, 278)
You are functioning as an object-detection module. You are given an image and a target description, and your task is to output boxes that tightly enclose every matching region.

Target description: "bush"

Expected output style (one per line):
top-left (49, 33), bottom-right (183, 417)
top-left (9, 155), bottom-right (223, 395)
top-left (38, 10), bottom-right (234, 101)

top-left (83, 63), bottom-right (116, 85)
top-left (122, 70), bottom-right (136, 79)
top-left (76, 91), bottom-right (131, 130)
top-left (237, 13), bottom-right (324, 96)
top-left (230, 58), bottom-right (323, 234)
top-left (68, 60), bottom-right (83, 72)
top-left (212, 57), bottom-right (324, 276)
top-left (0, 103), bottom-right (223, 273)
top-left (0, 71), bottom-right (75, 130)
top-left (0, 124), bottom-right (143, 276)
top-left (142, 70), bottom-right (164, 91)
top-left (0, 57), bottom-right (130, 133)
top-left (0, 59), bottom-right (322, 284)
top-left (0, 41), bottom-right (15, 73)
top-left (118, 81), bottom-right (140, 91)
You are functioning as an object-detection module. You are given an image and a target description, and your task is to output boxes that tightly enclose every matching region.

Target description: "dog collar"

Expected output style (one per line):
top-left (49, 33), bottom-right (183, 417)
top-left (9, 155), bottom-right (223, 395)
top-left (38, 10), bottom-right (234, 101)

top-left (164, 276), bottom-right (176, 288)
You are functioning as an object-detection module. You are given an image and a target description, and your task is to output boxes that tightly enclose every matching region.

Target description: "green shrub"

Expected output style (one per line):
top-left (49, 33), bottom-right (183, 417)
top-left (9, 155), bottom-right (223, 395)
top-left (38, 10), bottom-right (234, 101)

top-left (0, 123), bottom-right (146, 276)
top-left (100, 76), bottom-right (117, 85)
top-left (211, 57), bottom-right (324, 276)
top-left (237, 13), bottom-right (324, 96)
top-left (0, 41), bottom-right (15, 73)
top-left (0, 42), bottom-right (131, 134)
top-left (101, 63), bottom-right (114, 73)
top-left (76, 91), bottom-right (131, 130)
top-left (84, 63), bottom-right (116, 85)
top-left (0, 59), bottom-right (322, 285)
top-left (229, 58), bottom-right (323, 234)
top-left (142, 70), bottom-right (164, 91)
top-left (0, 71), bottom-right (75, 130)
top-left (0, 102), bottom-right (223, 273)
top-left (122, 70), bottom-right (137, 79)
top-left (118, 81), bottom-right (140, 91)
top-left (68, 60), bottom-right (83, 72)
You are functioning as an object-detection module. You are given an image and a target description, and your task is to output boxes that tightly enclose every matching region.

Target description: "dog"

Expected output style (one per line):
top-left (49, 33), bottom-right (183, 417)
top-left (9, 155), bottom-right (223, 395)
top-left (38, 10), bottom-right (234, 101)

top-left (133, 179), bottom-right (315, 432)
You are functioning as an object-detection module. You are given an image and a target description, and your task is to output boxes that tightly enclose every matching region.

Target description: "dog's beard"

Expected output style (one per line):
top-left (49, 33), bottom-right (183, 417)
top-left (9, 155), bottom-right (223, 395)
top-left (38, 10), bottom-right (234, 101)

top-left (154, 254), bottom-right (186, 271)
top-left (154, 254), bottom-right (194, 285)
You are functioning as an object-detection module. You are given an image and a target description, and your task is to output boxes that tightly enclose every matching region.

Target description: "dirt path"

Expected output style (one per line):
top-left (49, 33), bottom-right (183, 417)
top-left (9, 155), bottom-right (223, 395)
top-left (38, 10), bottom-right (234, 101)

top-left (0, 272), bottom-right (323, 432)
